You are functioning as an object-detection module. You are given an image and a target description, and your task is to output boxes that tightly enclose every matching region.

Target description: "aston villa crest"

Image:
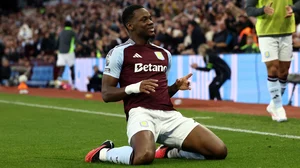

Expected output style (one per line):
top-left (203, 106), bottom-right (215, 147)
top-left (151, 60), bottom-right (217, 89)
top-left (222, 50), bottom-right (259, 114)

top-left (154, 51), bottom-right (165, 60)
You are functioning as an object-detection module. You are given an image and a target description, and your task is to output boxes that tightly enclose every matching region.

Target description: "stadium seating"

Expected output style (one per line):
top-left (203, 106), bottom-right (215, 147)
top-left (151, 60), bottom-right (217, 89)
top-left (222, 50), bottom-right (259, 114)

top-left (27, 66), bottom-right (54, 87)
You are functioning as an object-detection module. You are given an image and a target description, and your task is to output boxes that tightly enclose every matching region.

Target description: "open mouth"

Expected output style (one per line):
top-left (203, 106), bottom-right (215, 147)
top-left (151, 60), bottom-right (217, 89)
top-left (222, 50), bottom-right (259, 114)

top-left (148, 27), bottom-right (155, 32)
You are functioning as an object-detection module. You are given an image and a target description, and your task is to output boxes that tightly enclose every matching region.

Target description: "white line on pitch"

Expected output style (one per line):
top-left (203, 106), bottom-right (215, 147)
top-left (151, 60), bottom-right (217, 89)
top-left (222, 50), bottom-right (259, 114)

top-left (192, 116), bottom-right (213, 119)
top-left (1, 99), bottom-right (300, 140)
top-left (0, 100), bottom-right (125, 118)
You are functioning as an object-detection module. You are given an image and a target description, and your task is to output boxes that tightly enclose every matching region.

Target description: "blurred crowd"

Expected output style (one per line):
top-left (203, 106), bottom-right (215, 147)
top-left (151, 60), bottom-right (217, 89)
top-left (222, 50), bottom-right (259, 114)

top-left (0, 0), bottom-right (254, 63)
top-left (2, 0), bottom-right (300, 83)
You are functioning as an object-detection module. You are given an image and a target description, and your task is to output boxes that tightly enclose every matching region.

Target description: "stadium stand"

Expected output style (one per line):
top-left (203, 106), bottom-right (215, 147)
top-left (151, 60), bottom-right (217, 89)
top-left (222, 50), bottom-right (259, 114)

top-left (26, 66), bottom-right (53, 88)
top-left (0, 0), bottom-right (299, 88)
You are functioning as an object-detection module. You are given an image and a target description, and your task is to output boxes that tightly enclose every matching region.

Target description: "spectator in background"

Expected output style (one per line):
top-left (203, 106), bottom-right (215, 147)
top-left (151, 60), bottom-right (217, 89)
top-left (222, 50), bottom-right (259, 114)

top-left (191, 44), bottom-right (231, 101)
top-left (3, 41), bottom-right (20, 63)
top-left (0, 38), bottom-right (4, 56)
top-left (86, 65), bottom-right (103, 92)
top-left (179, 21), bottom-right (206, 54)
top-left (0, 0), bottom-right (258, 64)
top-left (10, 58), bottom-right (32, 81)
top-left (4, 0), bottom-right (300, 70)
top-left (209, 21), bottom-right (236, 53)
top-left (205, 22), bottom-right (217, 43)
top-left (0, 58), bottom-right (11, 86)
top-left (18, 24), bottom-right (33, 43)
top-left (18, 23), bottom-right (35, 59)
top-left (236, 17), bottom-right (257, 50)
top-left (41, 32), bottom-right (56, 56)
top-left (240, 35), bottom-right (259, 53)
top-left (153, 19), bottom-right (184, 54)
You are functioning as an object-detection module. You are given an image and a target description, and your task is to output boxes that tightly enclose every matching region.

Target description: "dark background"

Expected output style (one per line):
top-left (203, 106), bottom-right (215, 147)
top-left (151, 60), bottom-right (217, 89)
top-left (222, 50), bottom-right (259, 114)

top-left (0, 0), bottom-right (45, 15)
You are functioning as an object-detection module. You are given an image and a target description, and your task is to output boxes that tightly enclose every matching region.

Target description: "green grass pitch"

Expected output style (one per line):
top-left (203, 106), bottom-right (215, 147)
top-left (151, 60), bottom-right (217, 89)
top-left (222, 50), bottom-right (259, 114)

top-left (1, 93), bottom-right (300, 168)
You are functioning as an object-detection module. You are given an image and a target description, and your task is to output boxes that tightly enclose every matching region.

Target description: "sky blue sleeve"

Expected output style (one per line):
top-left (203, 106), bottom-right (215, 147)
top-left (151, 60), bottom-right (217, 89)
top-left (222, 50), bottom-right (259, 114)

top-left (104, 48), bottom-right (124, 79)
top-left (166, 50), bottom-right (172, 77)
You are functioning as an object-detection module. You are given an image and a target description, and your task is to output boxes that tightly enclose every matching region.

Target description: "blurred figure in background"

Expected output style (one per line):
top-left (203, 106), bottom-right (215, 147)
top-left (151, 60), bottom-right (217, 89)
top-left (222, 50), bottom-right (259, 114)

top-left (178, 21), bottom-right (206, 54)
top-left (246, 0), bottom-right (300, 122)
top-left (0, 58), bottom-right (11, 86)
top-left (86, 65), bottom-right (103, 92)
top-left (191, 44), bottom-right (231, 100)
top-left (18, 74), bottom-right (28, 94)
top-left (56, 19), bottom-right (88, 89)
top-left (240, 35), bottom-right (260, 53)
top-left (209, 21), bottom-right (236, 53)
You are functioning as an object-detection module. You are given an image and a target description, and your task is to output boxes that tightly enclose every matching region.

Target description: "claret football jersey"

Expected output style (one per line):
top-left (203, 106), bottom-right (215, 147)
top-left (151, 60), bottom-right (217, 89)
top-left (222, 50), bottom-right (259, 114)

top-left (104, 39), bottom-right (175, 119)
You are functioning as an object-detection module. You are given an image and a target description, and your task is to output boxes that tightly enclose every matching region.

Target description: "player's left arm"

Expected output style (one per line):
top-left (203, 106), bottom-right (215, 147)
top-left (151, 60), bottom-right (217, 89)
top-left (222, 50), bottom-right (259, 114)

top-left (168, 83), bottom-right (179, 98)
top-left (168, 73), bottom-right (193, 97)
top-left (166, 51), bottom-right (192, 97)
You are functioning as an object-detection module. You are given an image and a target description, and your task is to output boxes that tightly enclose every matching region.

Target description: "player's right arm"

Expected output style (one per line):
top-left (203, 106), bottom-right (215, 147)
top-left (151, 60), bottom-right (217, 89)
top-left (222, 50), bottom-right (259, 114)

top-left (246, 0), bottom-right (273, 17)
top-left (101, 48), bottom-right (158, 102)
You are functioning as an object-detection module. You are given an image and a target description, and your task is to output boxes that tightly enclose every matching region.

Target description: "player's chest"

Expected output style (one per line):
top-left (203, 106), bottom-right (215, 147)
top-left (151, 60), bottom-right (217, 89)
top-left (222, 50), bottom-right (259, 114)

top-left (123, 47), bottom-right (168, 73)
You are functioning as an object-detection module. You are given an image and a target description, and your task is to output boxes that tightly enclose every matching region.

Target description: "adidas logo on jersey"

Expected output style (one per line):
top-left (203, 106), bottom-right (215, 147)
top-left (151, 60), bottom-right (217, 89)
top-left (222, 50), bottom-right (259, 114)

top-left (134, 63), bottom-right (167, 73)
top-left (133, 53), bottom-right (142, 58)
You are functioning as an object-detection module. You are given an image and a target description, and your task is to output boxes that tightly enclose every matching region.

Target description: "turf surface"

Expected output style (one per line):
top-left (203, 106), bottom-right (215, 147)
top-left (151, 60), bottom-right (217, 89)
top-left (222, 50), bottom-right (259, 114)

top-left (1, 93), bottom-right (300, 168)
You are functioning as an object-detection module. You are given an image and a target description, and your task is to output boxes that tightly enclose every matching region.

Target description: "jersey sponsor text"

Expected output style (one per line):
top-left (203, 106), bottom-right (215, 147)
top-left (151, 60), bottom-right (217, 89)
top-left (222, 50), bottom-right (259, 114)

top-left (134, 63), bottom-right (167, 73)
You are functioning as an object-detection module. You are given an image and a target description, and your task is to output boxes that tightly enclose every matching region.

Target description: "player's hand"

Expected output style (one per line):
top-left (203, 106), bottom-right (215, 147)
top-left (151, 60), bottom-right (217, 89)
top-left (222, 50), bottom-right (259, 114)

top-left (264, 2), bottom-right (274, 16)
top-left (285, 5), bottom-right (293, 18)
top-left (176, 73), bottom-right (192, 90)
top-left (191, 63), bottom-right (198, 69)
top-left (140, 79), bottom-right (158, 94)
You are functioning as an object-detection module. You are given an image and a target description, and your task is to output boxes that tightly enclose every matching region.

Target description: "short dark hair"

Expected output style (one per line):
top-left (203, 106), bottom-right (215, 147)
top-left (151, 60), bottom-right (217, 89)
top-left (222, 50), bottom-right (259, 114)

top-left (122, 5), bottom-right (144, 29)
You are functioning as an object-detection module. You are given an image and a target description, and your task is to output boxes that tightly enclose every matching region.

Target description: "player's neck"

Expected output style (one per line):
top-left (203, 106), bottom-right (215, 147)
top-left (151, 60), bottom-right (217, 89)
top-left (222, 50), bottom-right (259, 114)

top-left (130, 36), bottom-right (149, 45)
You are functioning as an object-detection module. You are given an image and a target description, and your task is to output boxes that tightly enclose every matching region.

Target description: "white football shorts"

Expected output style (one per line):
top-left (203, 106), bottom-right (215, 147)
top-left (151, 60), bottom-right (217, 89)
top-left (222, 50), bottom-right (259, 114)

top-left (127, 106), bottom-right (199, 149)
top-left (56, 52), bottom-right (75, 67)
top-left (258, 35), bottom-right (293, 62)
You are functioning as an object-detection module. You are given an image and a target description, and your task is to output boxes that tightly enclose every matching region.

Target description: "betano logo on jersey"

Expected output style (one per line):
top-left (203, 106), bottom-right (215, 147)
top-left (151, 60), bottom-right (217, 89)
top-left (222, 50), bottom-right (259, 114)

top-left (134, 63), bottom-right (167, 73)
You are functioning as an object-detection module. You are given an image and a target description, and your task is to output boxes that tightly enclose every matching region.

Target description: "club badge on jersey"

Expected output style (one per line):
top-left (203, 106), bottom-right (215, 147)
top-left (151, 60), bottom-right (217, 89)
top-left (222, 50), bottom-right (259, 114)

top-left (154, 51), bottom-right (165, 60)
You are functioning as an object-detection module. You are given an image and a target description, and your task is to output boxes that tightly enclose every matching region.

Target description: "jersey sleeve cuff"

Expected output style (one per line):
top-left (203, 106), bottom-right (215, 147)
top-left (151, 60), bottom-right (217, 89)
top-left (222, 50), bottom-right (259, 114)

top-left (103, 72), bottom-right (120, 79)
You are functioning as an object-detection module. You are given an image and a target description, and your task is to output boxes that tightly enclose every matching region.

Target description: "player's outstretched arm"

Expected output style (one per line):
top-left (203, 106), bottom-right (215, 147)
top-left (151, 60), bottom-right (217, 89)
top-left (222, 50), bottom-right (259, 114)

top-left (191, 63), bottom-right (211, 72)
top-left (246, 0), bottom-right (272, 17)
top-left (101, 75), bottom-right (159, 102)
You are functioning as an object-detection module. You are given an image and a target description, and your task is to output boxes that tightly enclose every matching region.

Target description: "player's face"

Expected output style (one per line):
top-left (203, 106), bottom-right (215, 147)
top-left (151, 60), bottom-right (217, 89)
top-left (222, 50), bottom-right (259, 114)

top-left (131, 8), bottom-right (155, 39)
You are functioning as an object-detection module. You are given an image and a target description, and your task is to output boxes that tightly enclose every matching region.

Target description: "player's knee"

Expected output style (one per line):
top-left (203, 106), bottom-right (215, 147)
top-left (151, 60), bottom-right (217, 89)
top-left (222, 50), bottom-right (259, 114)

top-left (267, 63), bottom-right (279, 76)
top-left (278, 69), bottom-right (289, 79)
top-left (213, 143), bottom-right (228, 160)
top-left (133, 149), bottom-right (155, 165)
